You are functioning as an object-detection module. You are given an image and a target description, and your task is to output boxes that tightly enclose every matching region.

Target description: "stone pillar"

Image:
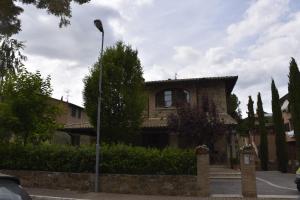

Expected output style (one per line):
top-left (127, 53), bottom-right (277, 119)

top-left (195, 145), bottom-right (209, 197)
top-left (169, 132), bottom-right (178, 148)
top-left (240, 145), bottom-right (257, 198)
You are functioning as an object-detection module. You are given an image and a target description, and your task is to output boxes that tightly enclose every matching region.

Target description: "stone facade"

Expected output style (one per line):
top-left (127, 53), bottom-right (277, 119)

top-left (240, 146), bottom-right (257, 198)
top-left (144, 77), bottom-right (237, 120)
top-left (141, 76), bottom-right (238, 164)
top-left (49, 98), bottom-right (94, 146)
top-left (1, 170), bottom-right (197, 196)
top-left (195, 145), bottom-right (210, 197)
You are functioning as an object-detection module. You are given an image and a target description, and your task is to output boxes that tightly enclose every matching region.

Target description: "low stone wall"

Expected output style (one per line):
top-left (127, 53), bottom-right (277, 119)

top-left (0, 170), bottom-right (197, 196)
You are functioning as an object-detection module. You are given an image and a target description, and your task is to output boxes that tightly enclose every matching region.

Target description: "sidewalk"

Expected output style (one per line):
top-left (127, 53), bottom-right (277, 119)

top-left (27, 188), bottom-right (299, 200)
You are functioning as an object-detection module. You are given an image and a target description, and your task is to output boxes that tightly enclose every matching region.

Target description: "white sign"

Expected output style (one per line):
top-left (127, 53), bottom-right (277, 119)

top-left (244, 154), bottom-right (250, 165)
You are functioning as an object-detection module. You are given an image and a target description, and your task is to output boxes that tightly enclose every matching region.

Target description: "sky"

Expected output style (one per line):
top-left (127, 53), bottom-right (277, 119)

top-left (14, 0), bottom-right (300, 116)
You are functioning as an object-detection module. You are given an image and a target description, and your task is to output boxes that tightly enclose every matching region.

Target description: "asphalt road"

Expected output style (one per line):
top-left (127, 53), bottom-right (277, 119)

top-left (211, 171), bottom-right (299, 196)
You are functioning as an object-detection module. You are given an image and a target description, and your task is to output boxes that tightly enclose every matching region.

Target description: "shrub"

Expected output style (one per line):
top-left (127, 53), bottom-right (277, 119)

top-left (0, 143), bottom-right (196, 175)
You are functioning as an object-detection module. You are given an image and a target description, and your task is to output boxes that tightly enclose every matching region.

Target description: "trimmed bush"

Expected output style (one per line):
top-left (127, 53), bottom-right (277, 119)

top-left (0, 143), bottom-right (196, 175)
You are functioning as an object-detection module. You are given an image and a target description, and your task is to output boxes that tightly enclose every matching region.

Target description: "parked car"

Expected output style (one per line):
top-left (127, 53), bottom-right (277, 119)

top-left (296, 167), bottom-right (300, 192)
top-left (0, 173), bottom-right (31, 200)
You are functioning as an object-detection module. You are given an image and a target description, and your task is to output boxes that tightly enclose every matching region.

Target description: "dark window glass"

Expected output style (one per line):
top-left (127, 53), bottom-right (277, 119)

top-left (164, 90), bottom-right (172, 107)
top-left (284, 123), bottom-right (290, 131)
top-left (78, 109), bottom-right (81, 119)
top-left (290, 119), bottom-right (294, 130)
top-left (155, 89), bottom-right (190, 108)
top-left (71, 107), bottom-right (76, 117)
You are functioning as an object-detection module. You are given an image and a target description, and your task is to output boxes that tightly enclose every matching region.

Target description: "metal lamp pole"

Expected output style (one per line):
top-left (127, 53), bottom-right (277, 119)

top-left (94, 19), bottom-right (104, 193)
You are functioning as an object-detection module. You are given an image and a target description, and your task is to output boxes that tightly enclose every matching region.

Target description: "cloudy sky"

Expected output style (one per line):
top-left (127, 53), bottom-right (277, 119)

top-left (15, 0), bottom-right (300, 115)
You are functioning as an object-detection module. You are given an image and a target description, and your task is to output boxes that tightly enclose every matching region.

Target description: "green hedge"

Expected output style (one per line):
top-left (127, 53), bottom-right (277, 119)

top-left (0, 144), bottom-right (196, 175)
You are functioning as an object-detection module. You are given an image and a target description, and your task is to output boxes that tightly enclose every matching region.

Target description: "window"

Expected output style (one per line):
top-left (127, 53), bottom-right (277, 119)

top-left (284, 123), bottom-right (290, 131)
top-left (78, 109), bottom-right (81, 119)
top-left (156, 89), bottom-right (190, 108)
top-left (71, 107), bottom-right (76, 117)
top-left (164, 90), bottom-right (172, 107)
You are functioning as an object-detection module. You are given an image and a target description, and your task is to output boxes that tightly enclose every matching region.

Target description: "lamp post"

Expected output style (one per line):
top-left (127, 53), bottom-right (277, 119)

top-left (94, 19), bottom-right (104, 193)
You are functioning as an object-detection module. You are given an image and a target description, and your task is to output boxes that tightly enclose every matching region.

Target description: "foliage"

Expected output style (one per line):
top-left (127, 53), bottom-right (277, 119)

top-left (228, 93), bottom-right (242, 121)
top-left (0, 69), bottom-right (60, 144)
top-left (167, 97), bottom-right (225, 161)
top-left (271, 79), bottom-right (288, 172)
top-left (288, 57), bottom-right (300, 161)
top-left (0, 143), bottom-right (196, 175)
top-left (0, 36), bottom-right (26, 85)
top-left (257, 92), bottom-right (268, 170)
top-left (247, 96), bottom-right (255, 134)
top-left (0, 0), bottom-right (90, 36)
top-left (83, 41), bottom-right (146, 144)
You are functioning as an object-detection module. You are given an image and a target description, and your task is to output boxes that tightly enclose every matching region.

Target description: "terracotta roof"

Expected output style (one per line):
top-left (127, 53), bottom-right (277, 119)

top-left (145, 76), bottom-right (238, 93)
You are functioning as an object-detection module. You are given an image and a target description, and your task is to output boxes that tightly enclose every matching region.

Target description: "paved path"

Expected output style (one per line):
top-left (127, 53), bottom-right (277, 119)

top-left (210, 171), bottom-right (299, 196)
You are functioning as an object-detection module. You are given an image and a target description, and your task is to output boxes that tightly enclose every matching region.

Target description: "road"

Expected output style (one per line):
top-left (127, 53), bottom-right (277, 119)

top-left (211, 171), bottom-right (299, 196)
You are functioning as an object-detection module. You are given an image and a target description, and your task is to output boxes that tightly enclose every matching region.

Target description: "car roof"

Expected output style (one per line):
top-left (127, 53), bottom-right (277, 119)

top-left (0, 173), bottom-right (20, 185)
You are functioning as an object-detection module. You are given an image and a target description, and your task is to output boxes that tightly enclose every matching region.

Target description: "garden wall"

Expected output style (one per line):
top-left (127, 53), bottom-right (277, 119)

top-left (1, 170), bottom-right (197, 196)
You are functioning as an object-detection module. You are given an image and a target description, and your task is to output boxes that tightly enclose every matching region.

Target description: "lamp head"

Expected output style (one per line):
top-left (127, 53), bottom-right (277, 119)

top-left (94, 19), bottom-right (104, 33)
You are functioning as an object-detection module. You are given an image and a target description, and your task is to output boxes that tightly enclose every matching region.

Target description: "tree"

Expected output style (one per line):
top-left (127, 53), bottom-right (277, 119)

top-left (0, 36), bottom-right (26, 86)
top-left (167, 97), bottom-right (225, 162)
top-left (0, 69), bottom-right (60, 145)
top-left (288, 57), bottom-right (300, 162)
top-left (83, 41), bottom-right (146, 144)
top-left (228, 93), bottom-right (242, 121)
top-left (247, 96), bottom-right (255, 136)
top-left (271, 79), bottom-right (288, 172)
top-left (0, 0), bottom-right (90, 36)
top-left (257, 92), bottom-right (268, 170)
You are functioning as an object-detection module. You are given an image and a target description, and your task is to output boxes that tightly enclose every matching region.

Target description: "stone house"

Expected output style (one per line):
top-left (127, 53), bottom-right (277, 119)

top-left (49, 98), bottom-right (93, 145)
top-left (248, 94), bottom-right (297, 170)
top-left (279, 94), bottom-right (297, 167)
top-left (141, 76), bottom-right (238, 163)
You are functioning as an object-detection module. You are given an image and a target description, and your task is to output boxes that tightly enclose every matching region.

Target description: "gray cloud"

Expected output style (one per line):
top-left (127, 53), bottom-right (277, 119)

top-left (13, 0), bottom-right (300, 116)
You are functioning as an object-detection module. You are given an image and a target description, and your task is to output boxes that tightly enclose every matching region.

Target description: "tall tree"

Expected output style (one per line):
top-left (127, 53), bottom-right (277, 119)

top-left (83, 41), bottom-right (146, 144)
top-left (167, 97), bottom-right (225, 162)
top-left (0, 69), bottom-right (60, 145)
top-left (257, 92), bottom-right (268, 170)
top-left (0, 36), bottom-right (26, 86)
top-left (288, 57), bottom-right (300, 161)
top-left (247, 96), bottom-right (255, 135)
top-left (228, 93), bottom-right (242, 121)
top-left (271, 79), bottom-right (288, 172)
top-left (0, 0), bottom-right (90, 36)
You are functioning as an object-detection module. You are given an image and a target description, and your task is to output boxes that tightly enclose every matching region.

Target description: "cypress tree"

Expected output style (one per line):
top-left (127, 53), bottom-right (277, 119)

top-left (271, 79), bottom-right (288, 172)
top-left (247, 96), bottom-right (255, 135)
top-left (288, 57), bottom-right (300, 162)
top-left (257, 92), bottom-right (268, 170)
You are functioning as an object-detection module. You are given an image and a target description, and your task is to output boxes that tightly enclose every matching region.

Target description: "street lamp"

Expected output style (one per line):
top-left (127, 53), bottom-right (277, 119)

top-left (94, 19), bottom-right (104, 193)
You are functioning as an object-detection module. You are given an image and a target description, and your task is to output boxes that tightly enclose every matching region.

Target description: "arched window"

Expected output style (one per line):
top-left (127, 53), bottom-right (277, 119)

top-left (156, 89), bottom-right (190, 107)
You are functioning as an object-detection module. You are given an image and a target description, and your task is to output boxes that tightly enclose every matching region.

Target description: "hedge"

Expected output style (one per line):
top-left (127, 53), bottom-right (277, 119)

top-left (0, 143), bottom-right (196, 175)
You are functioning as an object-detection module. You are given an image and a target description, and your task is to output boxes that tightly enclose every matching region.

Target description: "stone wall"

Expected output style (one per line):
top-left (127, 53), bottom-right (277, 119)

top-left (0, 170), bottom-right (197, 196)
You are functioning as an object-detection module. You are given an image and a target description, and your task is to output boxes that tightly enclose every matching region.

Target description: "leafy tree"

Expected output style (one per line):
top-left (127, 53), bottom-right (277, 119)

top-left (0, 0), bottom-right (90, 36)
top-left (257, 92), bottom-right (268, 170)
top-left (247, 96), bottom-right (255, 136)
top-left (0, 36), bottom-right (26, 86)
top-left (271, 79), bottom-right (288, 172)
top-left (83, 41), bottom-right (146, 144)
top-left (228, 93), bottom-right (242, 121)
top-left (288, 57), bottom-right (300, 161)
top-left (167, 97), bottom-right (225, 162)
top-left (0, 69), bottom-right (60, 145)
